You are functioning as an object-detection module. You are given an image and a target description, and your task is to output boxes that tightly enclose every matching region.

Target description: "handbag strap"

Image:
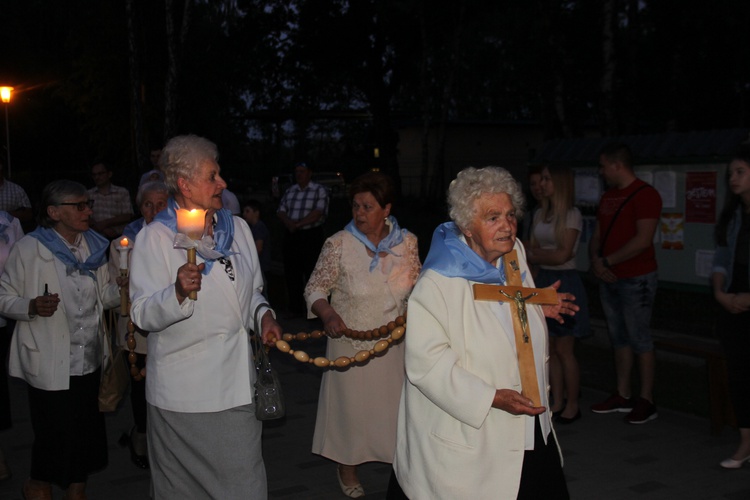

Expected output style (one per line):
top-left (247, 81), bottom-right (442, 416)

top-left (251, 302), bottom-right (271, 359)
top-left (598, 184), bottom-right (649, 256)
top-left (252, 332), bottom-right (271, 370)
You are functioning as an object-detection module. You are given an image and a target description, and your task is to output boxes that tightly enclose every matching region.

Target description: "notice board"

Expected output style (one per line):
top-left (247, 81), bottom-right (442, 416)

top-left (573, 163), bottom-right (726, 288)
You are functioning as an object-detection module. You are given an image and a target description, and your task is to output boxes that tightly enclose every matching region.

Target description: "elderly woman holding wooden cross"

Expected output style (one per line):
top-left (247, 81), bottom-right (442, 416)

top-left (389, 167), bottom-right (578, 500)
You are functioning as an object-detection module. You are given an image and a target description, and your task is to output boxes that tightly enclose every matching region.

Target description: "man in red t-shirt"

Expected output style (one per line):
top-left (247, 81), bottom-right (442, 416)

top-left (589, 143), bottom-right (662, 424)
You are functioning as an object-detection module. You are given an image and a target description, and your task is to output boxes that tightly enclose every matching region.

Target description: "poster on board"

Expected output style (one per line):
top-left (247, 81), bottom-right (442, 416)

top-left (685, 171), bottom-right (717, 223)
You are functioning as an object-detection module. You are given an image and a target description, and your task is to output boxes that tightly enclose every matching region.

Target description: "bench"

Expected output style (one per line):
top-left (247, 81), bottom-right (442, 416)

top-left (653, 334), bottom-right (735, 435)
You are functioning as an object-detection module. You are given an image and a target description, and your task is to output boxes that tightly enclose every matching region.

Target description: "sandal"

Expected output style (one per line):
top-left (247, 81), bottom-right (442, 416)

top-left (336, 465), bottom-right (364, 498)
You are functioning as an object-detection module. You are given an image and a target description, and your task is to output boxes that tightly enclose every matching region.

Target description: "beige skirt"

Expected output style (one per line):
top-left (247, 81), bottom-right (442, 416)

top-left (312, 338), bottom-right (405, 465)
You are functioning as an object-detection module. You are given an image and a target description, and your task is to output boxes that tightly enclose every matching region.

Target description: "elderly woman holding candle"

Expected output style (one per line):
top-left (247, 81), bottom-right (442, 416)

top-left (129, 134), bottom-right (282, 499)
top-left (389, 167), bottom-right (576, 500)
top-left (107, 180), bottom-right (169, 470)
top-left (0, 180), bottom-right (123, 500)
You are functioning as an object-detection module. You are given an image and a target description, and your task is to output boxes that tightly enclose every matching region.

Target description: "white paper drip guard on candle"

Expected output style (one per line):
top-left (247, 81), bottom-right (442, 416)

top-left (172, 232), bottom-right (225, 301)
top-left (172, 233), bottom-right (225, 261)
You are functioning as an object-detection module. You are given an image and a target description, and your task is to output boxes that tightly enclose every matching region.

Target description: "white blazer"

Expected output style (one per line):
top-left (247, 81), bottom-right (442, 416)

top-left (393, 242), bottom-right (560, 500)
top-left (0, 235), bottom-right (119, 390)
top-left (129, 217), bottom-right (271, 413)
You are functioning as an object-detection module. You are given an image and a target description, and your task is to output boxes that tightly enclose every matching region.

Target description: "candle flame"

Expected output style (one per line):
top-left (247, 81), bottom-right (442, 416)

top-left (120, 237), bottom-right (129, 247)
top-left (175, 208), bottom-right (207, 239)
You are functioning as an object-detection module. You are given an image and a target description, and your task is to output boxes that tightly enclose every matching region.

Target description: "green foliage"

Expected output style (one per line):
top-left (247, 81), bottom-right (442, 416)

top-left (3, 0), bottom-right (750, 197)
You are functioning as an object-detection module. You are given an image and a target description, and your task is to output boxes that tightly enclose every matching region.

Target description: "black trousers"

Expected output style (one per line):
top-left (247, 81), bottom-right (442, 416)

top-left (28, 370), bottom-right (107, 485)
top-left (386, 416), bottom-right (569, 499)
top-left (718, 308), bottom-right (750, 428)
top-left (0, 324), bottom-right (12, 430)
top-left (282, 226), bottom-right (325, 315)
top-left (517, 416), bottom-right (570, 499)
top-left (129, 352), bottom-right (147, 433)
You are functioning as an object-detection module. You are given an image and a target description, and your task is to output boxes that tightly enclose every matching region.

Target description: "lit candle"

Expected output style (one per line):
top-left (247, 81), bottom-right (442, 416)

top-left (174, 208), bottom-right (207, 301)
top-left (117, 237), bottom-right (131, 314)
top-left (175, 208), bottom-right (207, 240)
top-left (118, 237), bottom-right (130, 270)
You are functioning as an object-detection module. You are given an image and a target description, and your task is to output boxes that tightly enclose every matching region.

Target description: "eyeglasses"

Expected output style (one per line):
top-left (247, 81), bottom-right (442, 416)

top-left (58, 200), bottom-right (94, 211)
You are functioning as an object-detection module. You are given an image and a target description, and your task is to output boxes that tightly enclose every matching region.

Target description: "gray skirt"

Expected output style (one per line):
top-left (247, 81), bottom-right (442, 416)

top-left (147, 403), bottom-right (266, 500)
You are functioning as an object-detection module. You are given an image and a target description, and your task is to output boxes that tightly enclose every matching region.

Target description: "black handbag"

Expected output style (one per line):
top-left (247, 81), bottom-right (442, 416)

top-left (252, 303), bottom-right (285, 421)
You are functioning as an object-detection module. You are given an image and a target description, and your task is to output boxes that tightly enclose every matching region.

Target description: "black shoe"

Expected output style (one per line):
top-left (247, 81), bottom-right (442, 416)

top-left (550, 398), bottom-right (567, 417)
top-left (128, 427), bottom-right (150, 470)
top-left (554, 410), bottom-right (581, 425)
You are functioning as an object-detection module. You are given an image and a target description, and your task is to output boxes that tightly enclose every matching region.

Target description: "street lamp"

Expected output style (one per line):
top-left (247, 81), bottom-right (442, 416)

top-left (0, 86), bottom-right (12, 179)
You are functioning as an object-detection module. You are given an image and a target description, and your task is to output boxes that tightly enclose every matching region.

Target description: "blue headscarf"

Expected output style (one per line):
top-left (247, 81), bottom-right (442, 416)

top-left (421, 222), bottom-right (514, 284)
top-left (153, 197), bottom-right (235, 274)
top-left (344, 215), bottom-right (406, 272)
top-left (28, 227), bottom-right (109, 281)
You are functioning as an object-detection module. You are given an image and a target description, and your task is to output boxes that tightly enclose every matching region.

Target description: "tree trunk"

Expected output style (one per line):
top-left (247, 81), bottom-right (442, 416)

top-left (621, 0), bottom-right (639, 134)
top-left (164, 0), bottom-right (192, 140)
top-left (417, 0), bottom-right (432, 201)
top-left (429, 2), bottom-right (467, 200)
top-left (600, 0), bottom-right (617, 136)
top-left (553, 72), bottom-right (572, 138)
top-left (126, 0), bottom-right (148, 179)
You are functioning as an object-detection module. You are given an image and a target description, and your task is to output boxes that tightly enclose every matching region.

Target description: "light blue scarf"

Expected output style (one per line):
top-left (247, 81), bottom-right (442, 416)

top-left (422, 222), bottom-right (519, 284)
top-left (0, 211), bottom-right (14, 244)
top-left (345, 215), bottom-right (406, 272)
top-left (28, 226), bottom-right (109, 281)
top-left (122, 217), bottom-right (145, 241)
top-left (153, 197), bottom-right (235, 274)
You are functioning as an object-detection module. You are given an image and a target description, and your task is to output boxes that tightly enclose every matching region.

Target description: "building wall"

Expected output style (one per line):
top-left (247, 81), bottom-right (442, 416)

top-left (397, 123), bottom-right (547, 197)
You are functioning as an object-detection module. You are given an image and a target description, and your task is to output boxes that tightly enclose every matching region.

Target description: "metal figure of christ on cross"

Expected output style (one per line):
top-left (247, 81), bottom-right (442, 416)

top-left (472, 249), bottom-right (557, 407)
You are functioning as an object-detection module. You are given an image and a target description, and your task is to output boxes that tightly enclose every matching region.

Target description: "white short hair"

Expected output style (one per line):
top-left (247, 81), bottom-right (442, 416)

top-left (448, 166), bottom-right (525, 231)
top-left (160, 135), bottom-right (218, 195)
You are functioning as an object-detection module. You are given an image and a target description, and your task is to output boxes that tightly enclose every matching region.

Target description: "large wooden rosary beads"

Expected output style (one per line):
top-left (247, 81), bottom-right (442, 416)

top-left (124, 308), bottom-right (406, 375)
top-left (126, 317), bottom-right (146, 381)
top-left (273, 315), bottom-right (406, 369)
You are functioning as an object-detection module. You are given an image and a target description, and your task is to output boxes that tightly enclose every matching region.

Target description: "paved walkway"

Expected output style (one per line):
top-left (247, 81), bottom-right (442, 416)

top-left (0, 314), bottom-right (748, 499)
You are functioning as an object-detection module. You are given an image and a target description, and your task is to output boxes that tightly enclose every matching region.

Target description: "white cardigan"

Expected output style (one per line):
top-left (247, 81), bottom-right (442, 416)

top-left (128, 217), bottom-right (271, 413)
top-left (0, 235), bottom-right (119, 390)
top-left (393, 243), bottom-right (560, 500)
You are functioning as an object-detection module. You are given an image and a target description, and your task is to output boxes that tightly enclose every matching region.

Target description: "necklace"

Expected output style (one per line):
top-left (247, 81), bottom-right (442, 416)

top-left (273, 315), bottom-right (406, 369)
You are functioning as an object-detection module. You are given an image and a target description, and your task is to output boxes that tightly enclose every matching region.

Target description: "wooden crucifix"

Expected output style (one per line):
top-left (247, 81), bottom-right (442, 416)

top-left (472, 249), bottom-right (557, 407)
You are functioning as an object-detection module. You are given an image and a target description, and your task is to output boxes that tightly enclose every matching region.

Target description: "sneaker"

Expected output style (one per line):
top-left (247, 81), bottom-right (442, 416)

top-left (625, 397), bottom-right (658, 424)
top-left (590, 393), bottom-right (635, 414)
